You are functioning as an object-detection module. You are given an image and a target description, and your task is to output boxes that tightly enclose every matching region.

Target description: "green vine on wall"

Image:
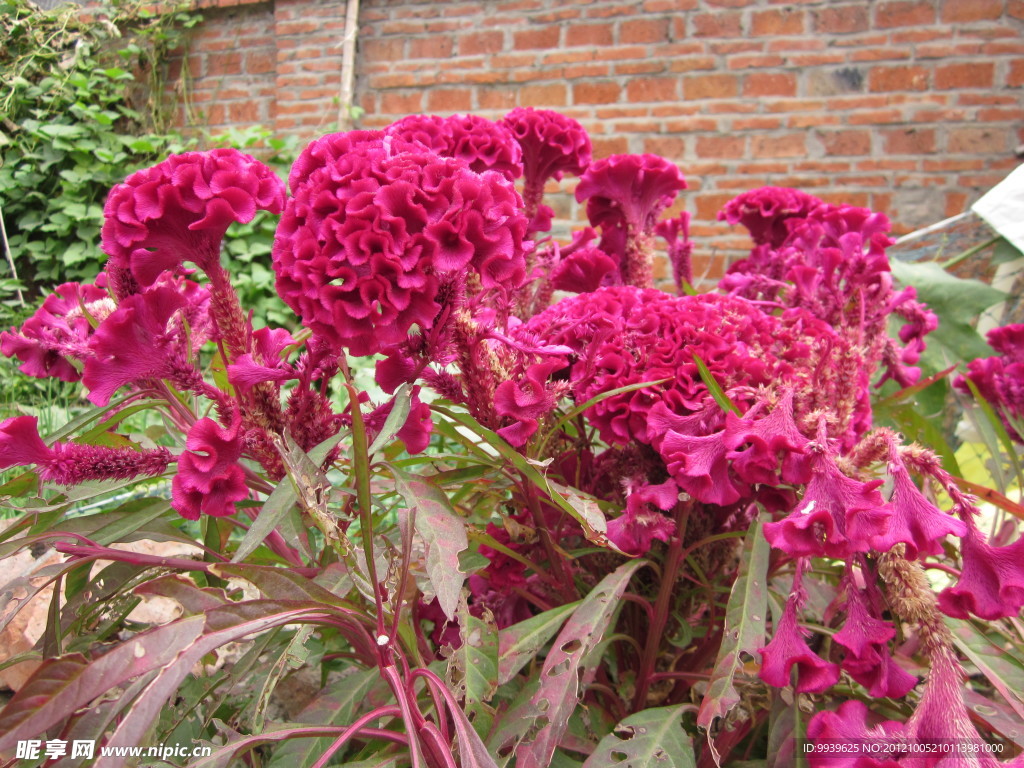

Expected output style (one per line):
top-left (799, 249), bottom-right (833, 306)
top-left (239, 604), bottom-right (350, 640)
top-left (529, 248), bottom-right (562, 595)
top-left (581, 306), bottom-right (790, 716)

top-left (0, 0), bottom-right (201, 297)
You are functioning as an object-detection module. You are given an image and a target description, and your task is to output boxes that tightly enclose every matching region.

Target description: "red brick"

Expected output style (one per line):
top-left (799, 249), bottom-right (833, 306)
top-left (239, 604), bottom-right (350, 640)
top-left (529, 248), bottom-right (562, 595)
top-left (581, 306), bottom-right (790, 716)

top-left (695, 193), bottom-right (736, 222)
top-left (643, 136), bottom-right (687, 157)
top-left (935, 62), bottom-right (995, 89)
top-left (207, 52), bottom-right (243, 76)
top-left (1009, 60), bottom-right (1024, 87)
top-left (409, 36), bottom-right (453, 59)
top-left (750, 134), bottom-right (806, 158)
top-left (668, 56), bottom-right (717, 73)
top-left (1012, 0), bottom-right (1024, 19)
top-left (573, 80), bottom-right (622, 104)
top-left (683, 73), bottom-right (739, 99)
top-left (868, 66), bottom-right (929, 92)
top-left (246, 50), bottom-right (275, 75)
top-left (566, 23), bottom-right (614, 46)
top-left (743, 72), bottom-right (797, 97)
top-left (620, 17), bottom-right (670, 43)
top-left (814, 5), bottom-right (870, 34)
top-left (616, 61), bottom-right (667, 75)
top-left (362, 37), bottom-right (405, 62)
top-left (751, 8), bottom-right (805, 35)
top-left (518, 82), bottom-right (567, 106)
top-left (691, 11), bottom-right (743, 37)
top-left (565, 63), bottom-right (611, 78)
top-left (591, 136), bottom-right (630, 157)
top-left (727, 55), bottom-right (786, 69)
top-left (380, 90), bottom-right (425, 114)
top-left (626, 76), bottom-right (679, 101)
top-left (696, 135), bottom-right (746, 158)
top-left (947, 127), bottom-right (1011, 153)
top-left (818, 130), bottom-right (872, 155)
top-left (459, 31), bottom-right (504, 56)
top-left (478, 88), bottom-right (517, 110)
top-left (513, 26), bottom-right (561, 49)
top-left (882, 127), bottom-right (936, 154)
top-left (875, 1), bottom-right (936, 27)
top-left (428, 88), bottom-right (472, 112)
top-left (732, 117), bottom-right (783, 130)
top-left (941, 0), bottom-right (1003, 22)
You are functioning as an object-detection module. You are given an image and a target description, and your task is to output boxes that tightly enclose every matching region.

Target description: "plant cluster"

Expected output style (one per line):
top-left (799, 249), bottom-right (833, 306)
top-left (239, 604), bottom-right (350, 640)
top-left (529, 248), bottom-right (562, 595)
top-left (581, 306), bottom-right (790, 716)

top-left (0, 109), bottom-right (1022, 767)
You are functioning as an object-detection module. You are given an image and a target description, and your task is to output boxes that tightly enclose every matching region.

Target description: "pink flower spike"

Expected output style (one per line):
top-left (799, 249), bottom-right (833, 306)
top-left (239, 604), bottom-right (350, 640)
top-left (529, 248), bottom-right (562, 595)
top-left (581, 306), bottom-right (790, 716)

top-left (759, 597), bottom-right (840, 694)
top-left (102, 148), bottom-right (286, 286)
top-left (876, 454), bottom-right (967, 559)
top-left (938, 524), bottom-right (1024, 620)
top-left (723, 390), bottom-right (812, 487)
top-left (606, 480), bottom-right (678, 556)
top-left (834, 588), bottom-right (917, 699)
top-left (366, 386), bottom-right (433, 454)
top-left (806, 701), bottom-right (904, 768)
top-left (172, 415), bottom-right (248, 520)
top-left (550, 246), bottom-right (617, 294)
top-left (660, 428), bottom-right (748, 507)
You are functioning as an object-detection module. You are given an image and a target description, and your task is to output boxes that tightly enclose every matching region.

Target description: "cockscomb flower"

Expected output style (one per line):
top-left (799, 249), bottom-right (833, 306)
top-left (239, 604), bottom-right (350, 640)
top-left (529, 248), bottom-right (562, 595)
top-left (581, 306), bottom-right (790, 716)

top-left (227, 326), bottom-right (298, 394)
top-left (365, 386), bottom-right (433, 454)
top-left (759, 590), bottom-right (840, 694)
top-left (493, 359), bottom-right (564, 447)
top-left (0, 415), bottom-right (171, 486)
top-left (937, 522), bottom-right (1024, 620)
top-left (955, 323), bottom-right (1024, 442)
top-left (500, 107), bottom-right (591, 229)
top-left (101, 148), bottom-right (286, 286)
top-left (82, 278), bottom-right (210, 406)
top-left (386, 114), bottom-right (523, 181)
top-left (806, 701), bottom-right (904, 768)
top-left (718, 186), bottom-right (823, 248)
top-left (287, 130), bottom-right (386, 194)
top-left (656, 212), bottom-right (694, 290)
top-left (606, 479), bottom-right (678, 556)
top-left (576, 154), bottom-right (687, 287)
top-left (171, 414), bottom-right (248, 520)
top-left (273, 142), bottom-right (528, 356)
top-left (1, 276), bottom-right (114, 382)
top-left (549, 245), bottom-right (617, 293)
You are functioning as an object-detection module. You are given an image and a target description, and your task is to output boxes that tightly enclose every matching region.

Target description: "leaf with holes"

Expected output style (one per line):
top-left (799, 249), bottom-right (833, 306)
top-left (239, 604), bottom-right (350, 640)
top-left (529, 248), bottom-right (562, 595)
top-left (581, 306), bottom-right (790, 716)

top-left (697, 512), bottom-right (770, 744)
top-left (449, 600), bottom-right (499, 737)
top-left (516, 559), bottom-right (647, 768)
top-left (582, 704), bottom-right (695, 768)
top-left (393, 470), bottom-right (468, 620)
top-left (498, 601), bottom-right (579, 685)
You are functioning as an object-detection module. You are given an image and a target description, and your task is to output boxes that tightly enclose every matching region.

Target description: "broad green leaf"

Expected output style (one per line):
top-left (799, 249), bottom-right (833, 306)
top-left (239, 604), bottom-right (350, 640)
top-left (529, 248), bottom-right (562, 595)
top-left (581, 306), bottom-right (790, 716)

top-left (498, 601), bottom-right (579, 684)
top-left (368, 383), bottom-right (411, 455)
top-left (516, 559), bottom-right (647, 768)
top-left (890, 260), bottom-right (1005, 363)
top-left (582, 704), bottom-right (695, 768)
top-left (393, 470), bottom-right (468, 620)
top-left (697, 513), bottom-right (770, 732)
top-left (232, 476), bottom-right (298, 563)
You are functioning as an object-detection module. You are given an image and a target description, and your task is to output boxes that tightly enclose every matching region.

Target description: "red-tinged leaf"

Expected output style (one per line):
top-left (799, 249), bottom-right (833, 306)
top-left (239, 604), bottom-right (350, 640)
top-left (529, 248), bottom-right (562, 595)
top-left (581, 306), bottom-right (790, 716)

top-left (447, 685), bottom-right (502, 768)
top-left (947, 618), bottom-right (1024, 721)
top-left (0, 560), bottom-right (94, 636)
top-left (516, 559), bottom-right (647, 768)
top-left (135, 573), bottom-right (233, 615)
top-left (498, 602), bottom-right (579, 685)
top-left (0, 615), bottom-right (206, 750)
top-left (962, 688), bottom-right (1024, 745)
top-left (94, 601), bottom-right (348, 766)
top-left (393, 470), bottom-right (468, 621)
top-left (582, 704), bottom-right (696, 768)
top-left (449, 601), bottom-right (499, 737)
top-left (951, 477), bottom-right (1024, 521)
top-left (208, 563), bottom-right (363, 615)
top-left (697, 513), bottom-right (770, 746)
top-left (193, 724), bottom-right (400, 768)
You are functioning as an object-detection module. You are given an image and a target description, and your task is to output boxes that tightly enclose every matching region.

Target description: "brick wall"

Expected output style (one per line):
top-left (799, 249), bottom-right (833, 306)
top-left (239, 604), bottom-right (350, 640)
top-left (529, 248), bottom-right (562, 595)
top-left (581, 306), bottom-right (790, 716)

top-left (177, 0), bottom-right (1024, 273)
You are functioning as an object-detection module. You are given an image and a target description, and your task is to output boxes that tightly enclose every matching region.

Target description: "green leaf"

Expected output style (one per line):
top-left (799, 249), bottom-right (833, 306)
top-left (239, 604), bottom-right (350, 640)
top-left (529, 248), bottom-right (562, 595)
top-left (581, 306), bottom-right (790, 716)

top-left (697, 512), bottom-right (770, 734)
top-left (582, 704), bottom-right (696, 768)
top-left (231, 477), bottom-right (297, 563)
top-left (449, 601), bottom-right (499, 737)
top-left (498, 601), bottom-right (580, 685)
top-left (516, 559), bottom-right (648, 768)
top-left (367, 384), bottom-right (411, 455)
top-left (890, 260), bottom-right (1005, 363)
top-left (393, 470), bottom-right (468, 620)
top-left (692, 354), bottom-right (741, 415)
top-left (947, 618), bottom-right (1024, 721)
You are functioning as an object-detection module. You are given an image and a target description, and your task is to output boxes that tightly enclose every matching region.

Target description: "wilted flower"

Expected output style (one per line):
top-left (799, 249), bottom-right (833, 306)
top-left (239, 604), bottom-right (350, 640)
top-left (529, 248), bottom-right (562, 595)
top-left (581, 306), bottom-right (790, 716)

top-left (102, 148), bottom-right (286, 287)
top-left (1, 276), bottom-right (114, 382)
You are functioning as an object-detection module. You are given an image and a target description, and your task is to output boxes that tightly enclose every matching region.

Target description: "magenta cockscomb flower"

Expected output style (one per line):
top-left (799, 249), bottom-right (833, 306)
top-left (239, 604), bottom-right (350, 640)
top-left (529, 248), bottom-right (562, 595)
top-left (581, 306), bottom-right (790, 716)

top-left (172, 414), bottom-right (248, 520)
top-left (287, 130), bottom-right (386, 194)
top-left (273, 142), bottom-right (528, 356)
top-left (386, 114), bottom-right (523, 181)
top-left (955, 323), bottom-right (1024, 441)
top-left (758, 591), bottom-right (840, 694)
top-left (937, 523), bottom-right (1024, 620)
top-left (606, 480), bottom-right (678, 556)
top-left (655, 212), bottom-right (694, 290)
top-left (718, 186), bottom-right (823, 248)
top-left (493, 359), bottom-right (564, 447)
top-left (82, 279), bottom-right (210, 406)
top-left (227, 326), bottom-right (298, 394)
top-left (366, 386), bottom-right (433, 454)
top-left (549, 245), bottom-right (617, 294)
top-left (806, 701), bottom-right (903, 768)
top-left (1, 276), bottom-right (114, 382)
top-left (833, 584), bottom-right (917, 699)
top-left (576, 154), bottom-right (687, 287)
top-left (0, 415), bottom-right (171, 486)
top-left (102, 148), bottom-right (286, 286)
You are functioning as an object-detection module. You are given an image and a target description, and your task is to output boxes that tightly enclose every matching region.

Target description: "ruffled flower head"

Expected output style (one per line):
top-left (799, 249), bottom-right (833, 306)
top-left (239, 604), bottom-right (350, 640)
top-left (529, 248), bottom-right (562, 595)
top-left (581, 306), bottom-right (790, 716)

top-left (102, 148), bottom-right (286, 286)
top-left (500, 107), bottom-right (591, 188)
top-left (273, 141), bottom-right (528, 356)
top-left (172, 414), bottom-right (248, 520)
top-left (82, 278), bottom-right (210, 406)
top-left (386, 114), bottom-right (523, 181)
top-left (955, 323), bottom-right (1024, 442)
top-left (718, 186), bottom-right (823, 248)
top-left (1, 276), bottom-right (114, 382)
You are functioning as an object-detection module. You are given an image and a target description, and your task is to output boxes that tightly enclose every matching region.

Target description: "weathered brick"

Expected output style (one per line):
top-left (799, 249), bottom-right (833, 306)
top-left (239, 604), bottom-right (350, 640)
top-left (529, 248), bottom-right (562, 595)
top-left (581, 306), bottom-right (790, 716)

top-left (620, 17), bottom-right (670, 43)
top-left (566, 23), bottom-right (615, 46)
top-left (513, 26), bottom-right (561, 49)
top-left (934, 62), bottom-right (995, 89)
top-left (750, 134), bottom-right (806, 158)
top-left (459, 31), bottom-right (504, 56)
top-left (409, 36), bottom-right (453, 59)
top-left (573, 80), bottom-right (622, 104)
top-left (691, 11), bottom-right (743, 37)
top-left (875, 1), bottom-right (936, 27)
top-left (626, 76), bottom-right (679, 101)
top-left (696, 135), bottom-right (746, 158)
top-left (743, 72), bottom-right (797, 97)
top-left (940, 0), bottom-right (1003, 22)
top-left (751, 8), bottom-right (805, 35)
top-left (819, 130), bottom-right (872, 155)
top-left (427, 88), bottom-right (472, 112)
top-left (1009, 60), bottom-right (1024, 87)
top-left (683, 73), bottom-right (739, 99)
top-left (868, 65), bottom-right (929, 92)
top-left (814, 5), bottom-right (870, 34)
top-left (883, 127), bottom-right (936, 154)
top-left (380, 90), bottom-right (425, 114)
top-left (518, 82), bottom-right (568, 106)
top-left (947, 126), bottom-right (1011, 153)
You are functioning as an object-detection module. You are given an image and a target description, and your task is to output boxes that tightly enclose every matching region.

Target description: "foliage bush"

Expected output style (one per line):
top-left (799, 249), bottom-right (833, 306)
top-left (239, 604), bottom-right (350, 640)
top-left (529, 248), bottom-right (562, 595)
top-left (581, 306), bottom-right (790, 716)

top-left (0, 111), bottom-right (1022, 768)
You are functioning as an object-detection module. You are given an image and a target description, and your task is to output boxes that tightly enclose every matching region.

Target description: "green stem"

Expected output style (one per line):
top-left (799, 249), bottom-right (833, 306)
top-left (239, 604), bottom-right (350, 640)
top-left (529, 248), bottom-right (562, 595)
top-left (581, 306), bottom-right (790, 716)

top-left (939, 234), bottom-right (1002, 270)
